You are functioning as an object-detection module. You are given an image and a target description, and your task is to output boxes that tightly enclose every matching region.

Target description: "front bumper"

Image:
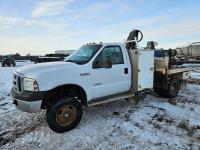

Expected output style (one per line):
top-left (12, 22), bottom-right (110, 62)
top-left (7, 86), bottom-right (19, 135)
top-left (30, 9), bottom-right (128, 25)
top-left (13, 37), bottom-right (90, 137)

top-left (11, 88), bottom-right (45, 113)
top-left (13, 99), bottom-right (42, 113)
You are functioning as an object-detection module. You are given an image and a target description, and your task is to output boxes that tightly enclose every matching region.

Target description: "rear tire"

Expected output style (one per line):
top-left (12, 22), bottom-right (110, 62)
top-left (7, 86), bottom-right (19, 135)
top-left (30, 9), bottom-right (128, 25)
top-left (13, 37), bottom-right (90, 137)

top-left (155, 79), bottom-right (179, 98)
top-left (46, 97), bottom-right (83, 133)
top-left (154, 89), bottom-right (166, 97)
top-left (166, 79), bottom-right (179, 98)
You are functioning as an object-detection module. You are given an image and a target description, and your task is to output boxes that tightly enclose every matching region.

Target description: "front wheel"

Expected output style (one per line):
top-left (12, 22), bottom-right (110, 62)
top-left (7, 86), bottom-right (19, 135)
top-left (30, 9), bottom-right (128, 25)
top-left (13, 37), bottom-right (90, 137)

top-left (46, 97), bottom-right (83, 133)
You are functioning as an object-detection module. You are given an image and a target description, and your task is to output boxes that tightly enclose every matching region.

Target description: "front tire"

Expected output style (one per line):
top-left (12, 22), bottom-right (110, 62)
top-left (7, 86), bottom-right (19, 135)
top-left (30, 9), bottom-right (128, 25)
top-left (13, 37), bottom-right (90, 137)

top-left (46, 97), bottom-right (83, 133)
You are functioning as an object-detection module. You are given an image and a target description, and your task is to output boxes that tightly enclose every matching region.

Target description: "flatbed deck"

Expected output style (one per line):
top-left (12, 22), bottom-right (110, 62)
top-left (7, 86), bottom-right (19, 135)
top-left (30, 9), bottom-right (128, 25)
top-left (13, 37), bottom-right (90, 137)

top-left (155, 67), bottom-right (193, 75)
top-left (168, 67), bottom-right (193, 74)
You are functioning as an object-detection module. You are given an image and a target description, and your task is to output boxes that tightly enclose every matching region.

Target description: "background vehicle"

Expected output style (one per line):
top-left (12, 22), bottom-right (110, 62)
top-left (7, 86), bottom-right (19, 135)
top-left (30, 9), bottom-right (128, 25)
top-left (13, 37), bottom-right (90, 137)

top-left (34, 56), bottom-right (63, 64)
top-left (2, 56), bottom-right (16, 67)
top-left (176, 42), bottom-right (200, 60)
top-left (11, 30), bottom-right (191, 133)
top-left (175, 42), bottom-right (200, 64)
top-left (34, 54), bottom-right (71, 63)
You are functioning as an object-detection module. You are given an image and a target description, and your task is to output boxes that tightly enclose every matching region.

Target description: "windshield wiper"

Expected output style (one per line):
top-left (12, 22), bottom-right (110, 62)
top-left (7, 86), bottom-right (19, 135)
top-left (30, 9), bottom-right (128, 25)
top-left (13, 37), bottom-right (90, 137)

top-left (66, 60), bottom-right (86, 65)
top-left (66, 60), bottom-right (77, 64)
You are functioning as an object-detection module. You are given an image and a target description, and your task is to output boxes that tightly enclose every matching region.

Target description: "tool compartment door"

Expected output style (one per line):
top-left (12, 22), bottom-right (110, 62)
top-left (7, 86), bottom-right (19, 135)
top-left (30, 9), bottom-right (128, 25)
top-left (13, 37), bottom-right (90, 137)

top-left (138, 50), bottom-right (154, 91)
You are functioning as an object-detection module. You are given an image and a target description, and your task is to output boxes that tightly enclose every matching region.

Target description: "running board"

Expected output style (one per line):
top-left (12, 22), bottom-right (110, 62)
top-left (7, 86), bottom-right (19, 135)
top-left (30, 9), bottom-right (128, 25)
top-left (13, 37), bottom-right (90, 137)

top-left (88, 92), bottom-right (135, 107)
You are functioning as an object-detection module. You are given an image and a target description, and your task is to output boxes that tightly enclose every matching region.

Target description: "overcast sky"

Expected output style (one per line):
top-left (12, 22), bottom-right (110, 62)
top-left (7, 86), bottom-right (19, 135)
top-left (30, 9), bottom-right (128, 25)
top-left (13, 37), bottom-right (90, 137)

top-left (0, 0), bottom-right (200, 55)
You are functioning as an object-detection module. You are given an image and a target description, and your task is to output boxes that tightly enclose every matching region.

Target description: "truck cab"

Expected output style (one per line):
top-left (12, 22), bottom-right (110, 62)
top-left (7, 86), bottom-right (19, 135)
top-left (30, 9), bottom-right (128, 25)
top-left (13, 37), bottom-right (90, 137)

top-left (11, 30), bottom-right (191, 133)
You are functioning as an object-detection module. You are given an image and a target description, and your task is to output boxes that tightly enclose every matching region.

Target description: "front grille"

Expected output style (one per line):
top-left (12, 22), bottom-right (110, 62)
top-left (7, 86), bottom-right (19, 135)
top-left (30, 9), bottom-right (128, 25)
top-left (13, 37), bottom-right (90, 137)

top-left (13, 73), bottom-right (22, 93)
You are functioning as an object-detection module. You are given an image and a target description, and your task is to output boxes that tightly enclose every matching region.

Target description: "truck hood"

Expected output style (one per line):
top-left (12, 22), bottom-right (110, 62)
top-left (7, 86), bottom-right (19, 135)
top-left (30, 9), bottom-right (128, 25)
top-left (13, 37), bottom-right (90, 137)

top-left (14, 61), bottom-right (90, 91)
top-left (15, 61), bottom-right (77, 77)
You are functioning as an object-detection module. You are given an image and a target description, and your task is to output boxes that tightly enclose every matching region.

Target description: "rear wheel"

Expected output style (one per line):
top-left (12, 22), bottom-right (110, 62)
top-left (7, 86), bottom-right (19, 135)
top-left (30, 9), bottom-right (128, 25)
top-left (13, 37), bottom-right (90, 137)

top-left (46, 97), bottom-right (83, 133)
top-left (154, 88), bottom-right (166, 97)
top-left (167, 79), bottom-right (179, 98)
top-left (155, 79), bottom-right (179, 98)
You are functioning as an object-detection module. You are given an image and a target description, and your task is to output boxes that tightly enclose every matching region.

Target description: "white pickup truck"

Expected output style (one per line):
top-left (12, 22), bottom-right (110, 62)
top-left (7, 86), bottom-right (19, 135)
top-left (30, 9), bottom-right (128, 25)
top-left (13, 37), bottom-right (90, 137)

top-left (11, 30), bottom-right (191, 133)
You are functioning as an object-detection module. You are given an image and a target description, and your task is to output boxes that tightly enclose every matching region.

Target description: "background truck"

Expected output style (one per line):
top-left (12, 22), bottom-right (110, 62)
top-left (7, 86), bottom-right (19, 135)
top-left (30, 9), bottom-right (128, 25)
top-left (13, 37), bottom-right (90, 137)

top-left (34, 53), bottom-right (70, 64)
top-left (2, 55), bottom-right (16, 67)
top-left (11, 30), bottom-right (191, 133)
top-left (34, 56), bottom-right (63, 64)
top-left (175, 42), bottom-right (200, 65)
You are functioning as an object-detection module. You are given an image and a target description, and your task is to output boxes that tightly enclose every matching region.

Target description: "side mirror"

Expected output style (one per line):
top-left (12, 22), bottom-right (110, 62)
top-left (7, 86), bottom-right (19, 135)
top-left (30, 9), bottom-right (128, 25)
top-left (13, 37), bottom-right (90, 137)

top-left (92, 56), bottom-right (112, 69)
top-left (103, 56), bottom-right (112, 68)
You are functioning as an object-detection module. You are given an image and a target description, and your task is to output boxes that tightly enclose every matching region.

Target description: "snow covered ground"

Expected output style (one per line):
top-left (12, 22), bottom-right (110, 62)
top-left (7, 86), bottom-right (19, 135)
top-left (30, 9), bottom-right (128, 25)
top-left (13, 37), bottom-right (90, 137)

top-left (0, 61), bottom-right (200, 150)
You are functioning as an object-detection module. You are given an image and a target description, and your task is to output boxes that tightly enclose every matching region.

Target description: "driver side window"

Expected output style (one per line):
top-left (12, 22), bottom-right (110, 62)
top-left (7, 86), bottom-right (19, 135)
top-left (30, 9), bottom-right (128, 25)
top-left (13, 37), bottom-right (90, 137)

top-left (93, 46), bottom-right (124, 69)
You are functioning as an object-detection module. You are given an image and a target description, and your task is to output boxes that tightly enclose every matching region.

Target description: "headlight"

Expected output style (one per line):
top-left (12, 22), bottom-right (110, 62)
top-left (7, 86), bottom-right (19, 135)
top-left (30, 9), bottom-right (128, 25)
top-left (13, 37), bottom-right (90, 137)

top-left (23, 78), bottom-right (39, 92)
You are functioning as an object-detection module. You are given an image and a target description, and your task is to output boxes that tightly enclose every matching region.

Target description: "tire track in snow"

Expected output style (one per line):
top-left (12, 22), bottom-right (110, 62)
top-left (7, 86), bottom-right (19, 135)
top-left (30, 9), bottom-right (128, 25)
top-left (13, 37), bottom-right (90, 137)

top-left (0, 111), bottom-right (46, 147)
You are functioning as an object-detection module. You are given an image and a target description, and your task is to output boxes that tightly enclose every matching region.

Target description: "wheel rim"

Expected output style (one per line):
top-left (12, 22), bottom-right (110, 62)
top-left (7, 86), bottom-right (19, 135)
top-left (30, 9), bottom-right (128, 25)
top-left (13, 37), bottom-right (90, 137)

top-left (56, 105), bottom-right (77, 126)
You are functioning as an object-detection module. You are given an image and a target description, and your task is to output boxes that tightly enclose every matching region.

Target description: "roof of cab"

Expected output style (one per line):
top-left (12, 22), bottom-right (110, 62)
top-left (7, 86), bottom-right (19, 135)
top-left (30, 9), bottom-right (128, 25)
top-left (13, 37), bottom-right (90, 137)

top-left (85, 42), bottom-right (125, 47)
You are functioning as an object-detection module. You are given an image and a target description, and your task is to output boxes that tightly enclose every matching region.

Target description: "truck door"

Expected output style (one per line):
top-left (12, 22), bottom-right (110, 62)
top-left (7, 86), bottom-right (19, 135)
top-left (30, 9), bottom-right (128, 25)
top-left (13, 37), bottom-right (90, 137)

top-left (91, 45), bottom-right (131, 99)
top-left (138, 50), bottom-right (154, 90)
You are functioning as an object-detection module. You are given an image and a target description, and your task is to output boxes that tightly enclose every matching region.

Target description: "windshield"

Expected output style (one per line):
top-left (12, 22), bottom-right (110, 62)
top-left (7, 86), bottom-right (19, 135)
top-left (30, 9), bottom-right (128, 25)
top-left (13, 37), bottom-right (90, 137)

top-left (66, 44), bottom-right (102, 64)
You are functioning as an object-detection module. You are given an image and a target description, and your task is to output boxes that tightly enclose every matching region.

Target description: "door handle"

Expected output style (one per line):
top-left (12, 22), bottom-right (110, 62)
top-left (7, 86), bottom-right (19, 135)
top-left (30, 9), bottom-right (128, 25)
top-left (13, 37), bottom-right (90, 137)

top-left (94, 83), bottom-right (102, 86)
top-left (80, 73), bottom-right (90, 76)
top-left (124, 68), bottom-right (128, 74)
